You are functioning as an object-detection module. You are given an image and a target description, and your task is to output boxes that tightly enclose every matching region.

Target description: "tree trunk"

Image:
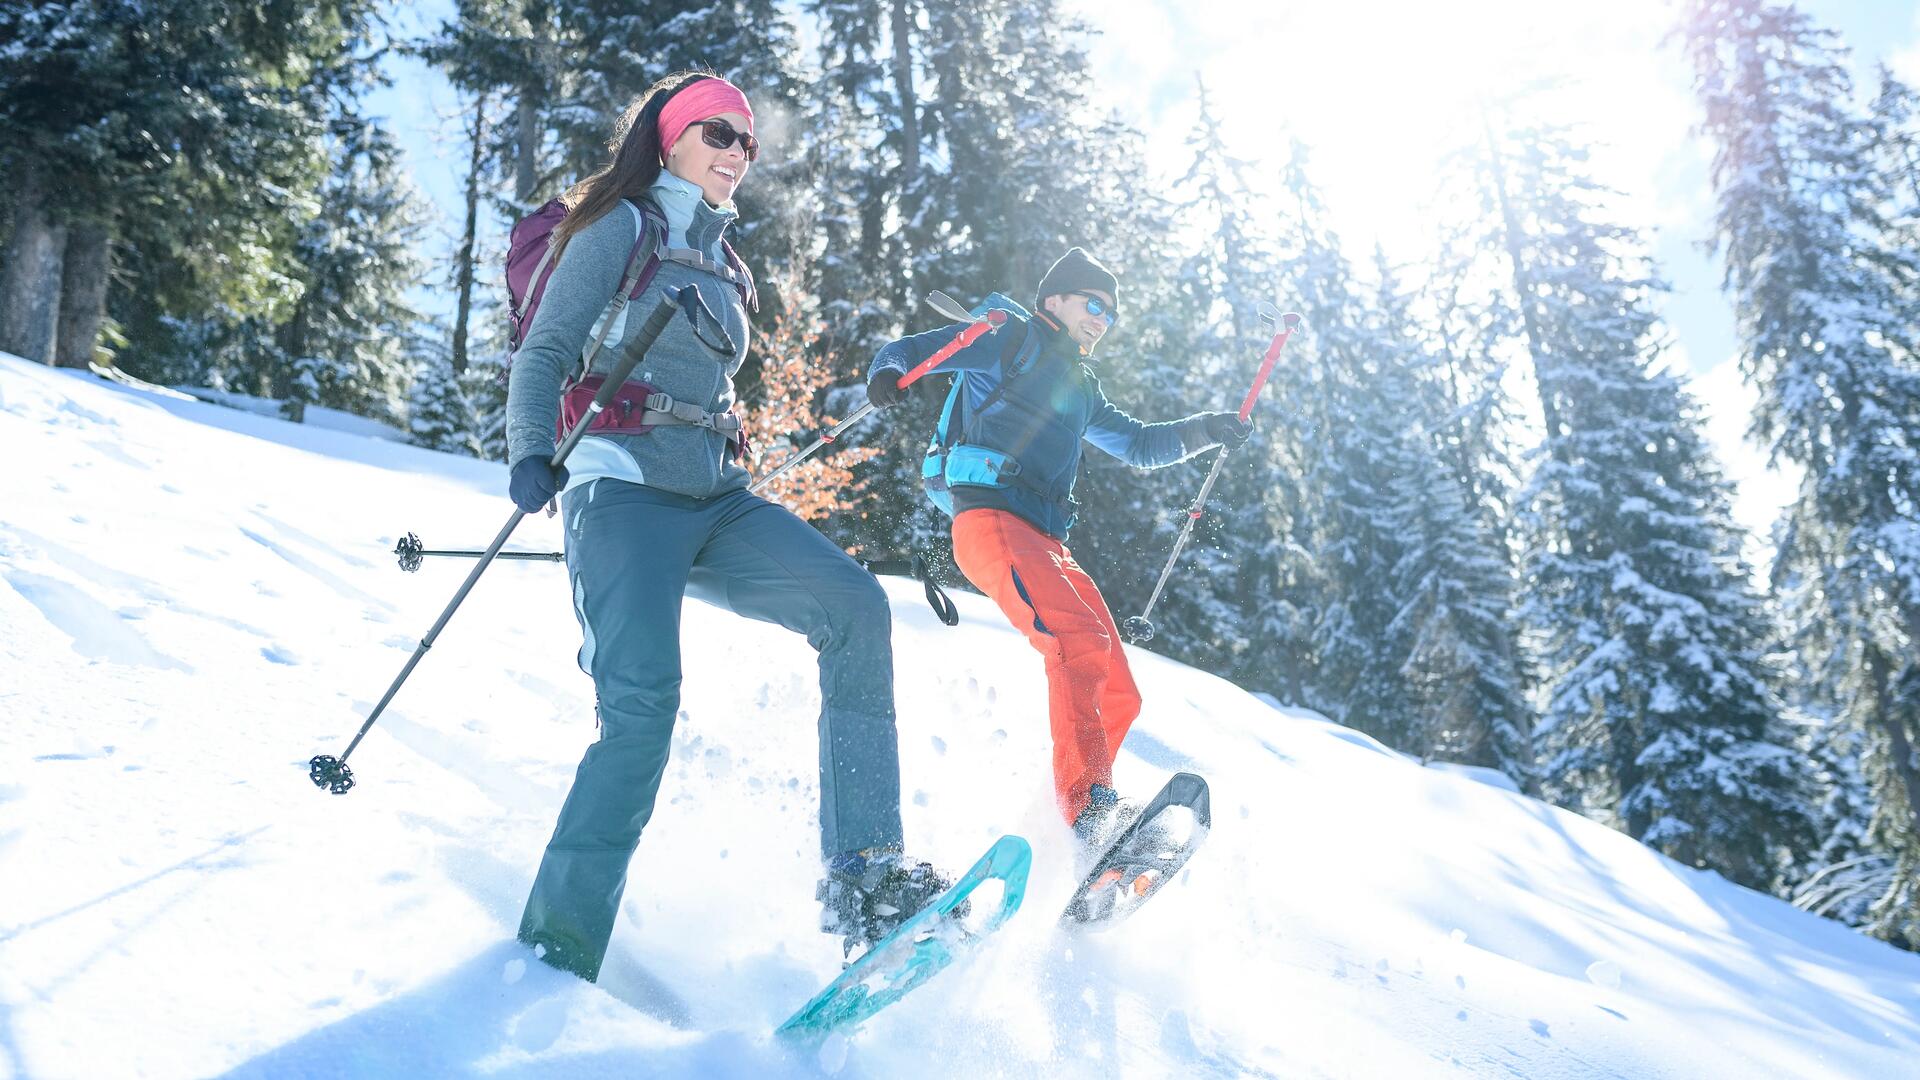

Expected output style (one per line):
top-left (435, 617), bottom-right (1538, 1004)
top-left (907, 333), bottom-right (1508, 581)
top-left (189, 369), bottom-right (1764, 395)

top-left (1876, 657), bottom-right (1920, 843)
top-left (1480, 116), bottom-right (1571, 462)
top-left (453, 96), bottom-right (488, 375)
top-left (515, 1), bottom-right (545, 202)
top-left (1, 165), bottom-right (67, 365)
top-left (55, 221), bottom-right (112, 369)
top-left (1882, 712), bottom-right (1920, 840)
top-left (517, 92), bottom-right (540, 202)
top-left (890, 0), bottom-right (920, 180)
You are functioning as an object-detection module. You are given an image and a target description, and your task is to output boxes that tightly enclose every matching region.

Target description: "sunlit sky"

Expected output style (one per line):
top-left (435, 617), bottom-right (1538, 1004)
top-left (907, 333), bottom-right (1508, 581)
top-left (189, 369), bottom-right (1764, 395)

top-left (1064, 0), bottom-right (1920, 547)
top-left (370, 0), bottom-right (1920, 551)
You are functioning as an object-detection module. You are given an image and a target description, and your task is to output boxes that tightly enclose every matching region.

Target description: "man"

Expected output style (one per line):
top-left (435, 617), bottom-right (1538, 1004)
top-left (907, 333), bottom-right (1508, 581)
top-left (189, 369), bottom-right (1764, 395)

top-left (865, 247), bottom-right (1250, 852)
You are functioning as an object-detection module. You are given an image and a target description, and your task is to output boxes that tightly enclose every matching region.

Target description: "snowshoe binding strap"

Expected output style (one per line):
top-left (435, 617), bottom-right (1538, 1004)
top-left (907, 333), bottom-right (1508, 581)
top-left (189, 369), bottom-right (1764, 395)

top-left (859, 553), bottom-right (960, 627)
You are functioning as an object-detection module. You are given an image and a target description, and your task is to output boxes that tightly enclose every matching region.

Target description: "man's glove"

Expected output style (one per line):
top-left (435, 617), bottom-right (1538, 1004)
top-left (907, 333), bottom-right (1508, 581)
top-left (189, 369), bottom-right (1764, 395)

top-left (866, 367), bottom-right (910, 409)
top-left (1199, 411), bottom-right (1253, 451)
top-left (509, 456), bottom-right (569, 514)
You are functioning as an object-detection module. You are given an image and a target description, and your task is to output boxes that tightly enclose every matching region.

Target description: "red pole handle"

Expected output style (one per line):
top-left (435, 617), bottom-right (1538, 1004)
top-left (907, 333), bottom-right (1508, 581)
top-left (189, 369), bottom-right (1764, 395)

top-left (896, 311), bottom-right (1006, 389)
top-left (1238, 313), bottom-right (1302, 422)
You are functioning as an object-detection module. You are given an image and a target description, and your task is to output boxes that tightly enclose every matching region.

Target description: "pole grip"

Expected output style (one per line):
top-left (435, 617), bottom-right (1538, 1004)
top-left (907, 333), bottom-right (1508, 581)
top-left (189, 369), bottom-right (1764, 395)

top-left (1126, 310), bottom-right (1305, 640)
top-left (1237, 312), bottom-right (1302, 422)
top-left (895, 311), bottom-right (1005, 389)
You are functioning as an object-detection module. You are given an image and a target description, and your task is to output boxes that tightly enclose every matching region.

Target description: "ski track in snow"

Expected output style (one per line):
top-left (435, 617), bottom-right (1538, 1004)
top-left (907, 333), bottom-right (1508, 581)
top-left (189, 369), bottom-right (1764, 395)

top-left (2, 354), bottom-right (1919, 1079)
top-left (2, 569), bottom-right (192, 672)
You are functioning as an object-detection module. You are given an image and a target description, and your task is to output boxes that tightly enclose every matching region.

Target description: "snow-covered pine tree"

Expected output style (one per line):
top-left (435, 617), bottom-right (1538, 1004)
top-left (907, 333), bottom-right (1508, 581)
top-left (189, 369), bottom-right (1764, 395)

top-left (424, 0), bottom-right (570, 205)
top-left (449, 91), bottom-right (494, 379)
top-left (5, 0), bottom-right (377, 378)
top-left (1370, 251), bottom-right (1531, 778)
top-left (274, 114), bottom-right (435, 424)
top-left (1263, 145), bottom-right (1526, 764)
top-left (421, 3), bottom-right (557, 457)
top-left (1464, 113), bottom-right (1812, 887)
top-left (1683, 0), bottom-right (1920, 943)
top-left (805, 0), bottom-right (996, 562)
top-left (919, 0), bottom-right (1125, 291)
top-left (805, 0), bottom-right (1176, 566)
top-left (1794, 709), bottom-right (1886, 928)
top-left (1794, 65), bottom-right (1920, 926)
top-left (1260, 147), bottom-right (1396, 731)
top-left (1070, 80), bottom-right (1276, 678)
top-left (1864, 69), bottom-right (1920, 341)
top-left (803, 0), bottom-right (918, 351)
top-left (410, 345), bottom-right (485, 457)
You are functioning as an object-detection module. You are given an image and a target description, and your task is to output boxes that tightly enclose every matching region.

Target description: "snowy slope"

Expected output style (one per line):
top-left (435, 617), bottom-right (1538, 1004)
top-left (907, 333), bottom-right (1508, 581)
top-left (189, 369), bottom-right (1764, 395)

top-left (2, 353), bottom-right (1917, 1079)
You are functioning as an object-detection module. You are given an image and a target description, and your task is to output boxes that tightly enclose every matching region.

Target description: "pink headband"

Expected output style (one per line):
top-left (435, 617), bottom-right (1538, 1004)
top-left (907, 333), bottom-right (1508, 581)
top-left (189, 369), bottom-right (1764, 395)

top-left (658, 78), bottom-right (755, 155)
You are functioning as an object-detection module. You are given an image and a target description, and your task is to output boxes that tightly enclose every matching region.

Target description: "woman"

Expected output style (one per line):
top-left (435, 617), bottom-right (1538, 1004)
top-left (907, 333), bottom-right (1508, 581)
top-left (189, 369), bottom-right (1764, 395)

top-left (505, 71), bottom-right (947, 982)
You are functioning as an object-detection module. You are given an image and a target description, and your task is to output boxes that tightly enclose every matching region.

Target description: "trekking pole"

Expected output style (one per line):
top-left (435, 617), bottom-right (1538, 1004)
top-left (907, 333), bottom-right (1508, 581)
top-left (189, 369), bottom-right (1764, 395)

top-left (1121, 305), bottom-right (1303, 646)
top-left (393, 532), bottom-right (565, 572)
top-left (749, 292), bottom-right (1005, 494)
top-left (308, 287), bottom-right (694, 795)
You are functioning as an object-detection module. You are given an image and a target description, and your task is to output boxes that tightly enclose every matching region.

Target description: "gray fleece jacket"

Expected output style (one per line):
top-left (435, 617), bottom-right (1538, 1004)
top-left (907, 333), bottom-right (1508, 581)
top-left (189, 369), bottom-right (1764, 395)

top-left (505, 187), bottom-right (752, 499)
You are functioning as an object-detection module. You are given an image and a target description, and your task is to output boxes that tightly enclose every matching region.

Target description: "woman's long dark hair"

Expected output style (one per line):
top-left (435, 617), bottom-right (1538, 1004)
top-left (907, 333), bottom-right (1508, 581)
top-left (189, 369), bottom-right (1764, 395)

top-left (550, 69), bottom-right (717, 262)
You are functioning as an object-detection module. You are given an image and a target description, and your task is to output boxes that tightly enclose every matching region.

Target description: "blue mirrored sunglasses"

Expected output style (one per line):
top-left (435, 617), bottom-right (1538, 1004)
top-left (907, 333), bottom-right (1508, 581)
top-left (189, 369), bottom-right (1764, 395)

top-left (1073, 291), bottom-right (1118, 324)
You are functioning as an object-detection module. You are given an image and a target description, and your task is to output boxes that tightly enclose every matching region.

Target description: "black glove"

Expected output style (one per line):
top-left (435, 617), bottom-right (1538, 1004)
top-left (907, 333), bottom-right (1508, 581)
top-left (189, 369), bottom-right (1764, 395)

top-left (1200, 411), bottom-right (1252, 451)
top-left (509, 456), bottom-right (568, 514)
top-left (866, 367), bottom-right (909, 409)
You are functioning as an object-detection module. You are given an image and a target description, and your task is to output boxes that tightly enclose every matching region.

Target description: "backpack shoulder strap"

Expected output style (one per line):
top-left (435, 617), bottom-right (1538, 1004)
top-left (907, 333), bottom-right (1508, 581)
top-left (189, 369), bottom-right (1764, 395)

top-left (515, 246), bottom-right (558, 324)
top-left (966, 320), bottom-right (1044, 422)
top-left (721, 239), bottom-right (758, 313)
top-left (570, 202), bottom-right (665, 383)
top-left (932, 371), bottom-right (969, 449)
top-left (932, 318), bottom-right (1042, 450)
top-left (630, 195), bottom-right (756, 314)
top-left (624, 198), bottom-right (669, 301)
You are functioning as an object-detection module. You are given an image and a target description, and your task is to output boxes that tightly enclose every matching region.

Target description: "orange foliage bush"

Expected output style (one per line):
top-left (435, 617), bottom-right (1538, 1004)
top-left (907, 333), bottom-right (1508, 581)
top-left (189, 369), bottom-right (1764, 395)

top-left (740, 271), bottom-right (881, 521)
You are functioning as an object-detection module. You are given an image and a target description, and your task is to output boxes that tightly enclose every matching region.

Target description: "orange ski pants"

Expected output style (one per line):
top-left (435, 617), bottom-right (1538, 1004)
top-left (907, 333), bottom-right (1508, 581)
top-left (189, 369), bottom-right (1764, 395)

top-left (951, 508), bottom-right (1142, 825)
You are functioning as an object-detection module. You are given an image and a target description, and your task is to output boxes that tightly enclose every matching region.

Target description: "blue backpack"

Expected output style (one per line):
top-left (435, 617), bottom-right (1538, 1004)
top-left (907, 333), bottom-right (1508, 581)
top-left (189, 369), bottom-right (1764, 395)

top-left (922, 293), bottom-right (1047, 516)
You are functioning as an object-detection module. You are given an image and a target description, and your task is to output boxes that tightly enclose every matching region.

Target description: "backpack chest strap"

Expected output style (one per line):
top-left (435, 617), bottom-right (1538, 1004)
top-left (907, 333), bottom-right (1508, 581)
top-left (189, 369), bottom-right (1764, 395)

top-left (661, 247), bottom-right (751, 289)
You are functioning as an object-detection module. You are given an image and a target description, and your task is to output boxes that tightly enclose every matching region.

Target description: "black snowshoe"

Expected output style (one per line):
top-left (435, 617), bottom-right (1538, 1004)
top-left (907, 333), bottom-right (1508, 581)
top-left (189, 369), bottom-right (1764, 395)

top-left (1071, 784), bottom-right (1164, 870)
top-left (1063, 773), bottom-right (1211, 930)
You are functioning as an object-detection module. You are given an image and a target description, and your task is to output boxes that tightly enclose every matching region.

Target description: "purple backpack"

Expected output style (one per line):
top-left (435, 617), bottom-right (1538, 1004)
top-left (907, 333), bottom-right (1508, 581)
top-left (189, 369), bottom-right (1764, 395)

top-left (504, 196), bottom-right (757, 362)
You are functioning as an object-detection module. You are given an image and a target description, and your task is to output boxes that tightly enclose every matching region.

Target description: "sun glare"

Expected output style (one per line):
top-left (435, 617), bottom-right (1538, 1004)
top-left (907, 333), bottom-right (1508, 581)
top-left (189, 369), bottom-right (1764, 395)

top-left (1085, 0), bottom-right (1694, 261)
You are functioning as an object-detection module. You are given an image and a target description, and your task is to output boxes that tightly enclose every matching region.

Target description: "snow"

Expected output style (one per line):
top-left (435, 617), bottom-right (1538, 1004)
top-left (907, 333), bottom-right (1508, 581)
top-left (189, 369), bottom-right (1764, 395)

top-left (3, 352), bottom-right (1918, 1078)
top-left (172, 385), bottom-right (410, 443)
top-left (1425, 762), bottom-right (1523, 794)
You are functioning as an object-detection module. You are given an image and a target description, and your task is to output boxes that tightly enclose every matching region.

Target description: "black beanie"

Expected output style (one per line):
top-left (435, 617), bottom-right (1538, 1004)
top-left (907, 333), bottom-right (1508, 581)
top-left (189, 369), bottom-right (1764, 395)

top-left (1035, 247), bottom-right (1119, 309)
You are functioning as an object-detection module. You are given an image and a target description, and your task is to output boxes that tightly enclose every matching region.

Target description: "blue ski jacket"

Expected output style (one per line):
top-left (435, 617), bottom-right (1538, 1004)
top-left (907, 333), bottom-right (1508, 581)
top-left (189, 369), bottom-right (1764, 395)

top-left (869, 309), bottom-right (1218, 540)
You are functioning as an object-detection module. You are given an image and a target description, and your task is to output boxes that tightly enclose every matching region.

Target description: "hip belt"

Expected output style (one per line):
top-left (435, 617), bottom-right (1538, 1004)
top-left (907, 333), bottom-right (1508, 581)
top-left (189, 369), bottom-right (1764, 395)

top-left (558, 374), bottom-right (750, 459)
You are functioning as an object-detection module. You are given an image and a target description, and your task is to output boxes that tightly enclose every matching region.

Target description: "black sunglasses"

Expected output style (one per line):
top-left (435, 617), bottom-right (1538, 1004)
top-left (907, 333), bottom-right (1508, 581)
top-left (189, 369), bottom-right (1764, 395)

top-left (1072, 291), bottom-right (1118, 324)
top-left (694, 118), bottom-right (759, 162)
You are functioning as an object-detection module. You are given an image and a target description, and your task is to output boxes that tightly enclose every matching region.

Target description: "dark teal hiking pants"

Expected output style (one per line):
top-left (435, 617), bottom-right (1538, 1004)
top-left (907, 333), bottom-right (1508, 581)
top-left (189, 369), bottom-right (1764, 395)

top-left (518, 480), bottom-right (904, 980)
